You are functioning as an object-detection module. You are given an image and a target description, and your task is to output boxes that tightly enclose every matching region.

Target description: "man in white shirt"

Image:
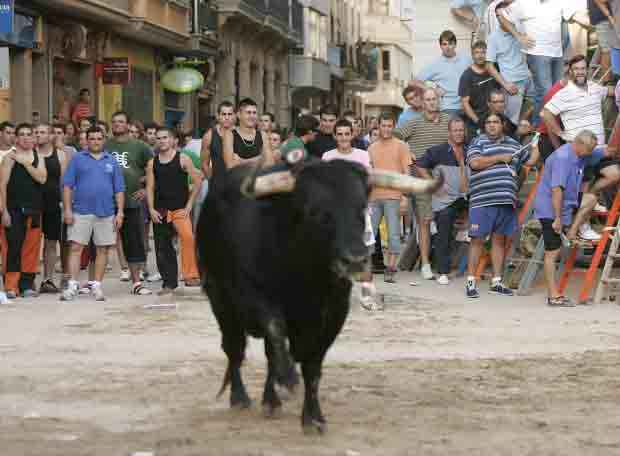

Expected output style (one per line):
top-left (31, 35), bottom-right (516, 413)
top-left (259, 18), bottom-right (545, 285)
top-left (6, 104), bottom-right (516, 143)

top-left (543, 54), bottom-right (612, 145)
top-left (0, 121), bottom-right (15, 162)
top-left (504, 0), bottom-right (577, 125)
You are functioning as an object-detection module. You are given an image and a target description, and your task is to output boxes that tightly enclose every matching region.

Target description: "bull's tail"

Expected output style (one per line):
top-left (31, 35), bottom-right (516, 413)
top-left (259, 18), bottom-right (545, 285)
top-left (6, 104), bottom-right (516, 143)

top-left (216, 362), bottom-right (232, 398)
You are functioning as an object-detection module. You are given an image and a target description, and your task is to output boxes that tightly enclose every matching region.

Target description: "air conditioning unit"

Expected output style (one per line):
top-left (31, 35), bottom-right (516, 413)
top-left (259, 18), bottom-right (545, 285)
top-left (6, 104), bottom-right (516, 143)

top-left (61, 24), bottom-right (88, 60)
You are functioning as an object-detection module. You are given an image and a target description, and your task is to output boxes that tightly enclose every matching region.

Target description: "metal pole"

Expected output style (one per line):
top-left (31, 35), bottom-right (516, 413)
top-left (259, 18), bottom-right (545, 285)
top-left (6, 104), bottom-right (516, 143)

top-left (193, 0), bottom-right (200, 34)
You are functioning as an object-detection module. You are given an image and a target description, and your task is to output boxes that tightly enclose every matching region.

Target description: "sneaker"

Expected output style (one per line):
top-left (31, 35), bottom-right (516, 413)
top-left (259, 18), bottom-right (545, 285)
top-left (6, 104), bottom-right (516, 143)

top-left (437, 274), bottom-right (450, 285)
top-left (489, 282), bottom-right (514, 296)
top-left (184, 278), bottom-right (201, 287)
top-left (60, 282), bottom-right (79, 301)
top-left (466, 281), bottom-right (479, 298)
top-left (547, 295), bottom-right (576, 307)
top-left (120, 269), bottom-right (130, 282)
top-left (39, 279), bottom-right (59, 294)
top-left (139, 271), bottom-right (146, 281)
top-left (92, 283), bottom-right (105, 302)
top-left (79, 282), bottom-right (94, 295)
top-left (21, 289), bottom-right (39, 298)
top-left (0, 291), bottom-right (9, 304)
top-left (578, 223), bottom-right (601, 241)
top-left (157, 287), bottom-right (174, 296)
top-left (384, 268), bottom-right (396, 284)
top-left (146, 272), bottom-right (162, 282)
top-left (593, 203), bottom-right (608, 213)
top-left (421, 263), bottom-right (434, 280)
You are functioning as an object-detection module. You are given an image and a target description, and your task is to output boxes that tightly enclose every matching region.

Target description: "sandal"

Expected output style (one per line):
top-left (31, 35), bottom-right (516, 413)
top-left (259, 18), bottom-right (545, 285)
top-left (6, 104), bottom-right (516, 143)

top-left (132, 282), bottom-right (153, 295)
top-left (547, 296), bottom-right (575, 307)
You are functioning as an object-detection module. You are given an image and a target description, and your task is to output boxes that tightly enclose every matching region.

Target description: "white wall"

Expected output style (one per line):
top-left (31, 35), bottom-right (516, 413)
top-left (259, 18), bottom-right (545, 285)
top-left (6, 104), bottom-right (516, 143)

top-left (0, 49), bottom-right (8, 88)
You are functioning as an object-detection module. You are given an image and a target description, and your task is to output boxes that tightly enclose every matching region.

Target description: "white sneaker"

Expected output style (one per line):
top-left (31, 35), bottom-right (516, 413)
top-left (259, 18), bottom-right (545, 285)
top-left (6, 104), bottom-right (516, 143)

top-left (60, 280), bottom-right (79, 301)
top-left (146, 272), bottom-right (162, 282)
top-left (0, 291), bottom-right (8, 305)
top-left (421, 263), bottom-right (434, 280)
top-left (593, 203), bottom-right (608, 213)
top-left (92, 283), bottom-right (105, 301)
top-left (120, 269), bottom-right (130, 282)
top-left (437, 274), bottom-right (450, 285)
top-left (578, 223), bottom-right (601, 241)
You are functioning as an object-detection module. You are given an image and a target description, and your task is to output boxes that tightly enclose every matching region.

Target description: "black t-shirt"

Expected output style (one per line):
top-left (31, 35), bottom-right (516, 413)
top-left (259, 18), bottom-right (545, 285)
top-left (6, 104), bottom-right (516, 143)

top-left (458, 67), bottom-right (500, 124)
top-left (307, 133), bottom-right (336, 159)
top-left (588, 0), bottom-right (607, 26)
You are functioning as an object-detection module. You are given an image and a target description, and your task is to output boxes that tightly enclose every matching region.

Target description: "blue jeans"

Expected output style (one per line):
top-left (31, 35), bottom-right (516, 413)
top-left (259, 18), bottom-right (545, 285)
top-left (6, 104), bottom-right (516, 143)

top-left (526, 54), bottom-right (564, 126)
top-left (369, 199), bottom-right (402, 255)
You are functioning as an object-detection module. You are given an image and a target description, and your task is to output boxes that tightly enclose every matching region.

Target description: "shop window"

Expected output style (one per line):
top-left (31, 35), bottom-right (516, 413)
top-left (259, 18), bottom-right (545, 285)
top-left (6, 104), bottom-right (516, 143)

top-left (122, 68), bottom-right (154, 123)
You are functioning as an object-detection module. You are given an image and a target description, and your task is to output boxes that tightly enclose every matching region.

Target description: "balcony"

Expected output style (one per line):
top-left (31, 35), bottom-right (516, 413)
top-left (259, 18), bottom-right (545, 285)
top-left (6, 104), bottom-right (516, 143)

top-left (216, 0), bottom-right (301, 44)
top-left (327, 44), bottom-right (344, 78)
top-left (289, 55), bottom-right (330, 92)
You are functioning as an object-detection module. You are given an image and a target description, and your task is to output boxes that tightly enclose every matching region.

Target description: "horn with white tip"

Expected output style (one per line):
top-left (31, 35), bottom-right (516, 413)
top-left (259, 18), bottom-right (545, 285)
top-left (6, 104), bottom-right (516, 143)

top-left (241, 171), bottom-right (296, 198)
top-left (368, 169), bottom-right (443, 194)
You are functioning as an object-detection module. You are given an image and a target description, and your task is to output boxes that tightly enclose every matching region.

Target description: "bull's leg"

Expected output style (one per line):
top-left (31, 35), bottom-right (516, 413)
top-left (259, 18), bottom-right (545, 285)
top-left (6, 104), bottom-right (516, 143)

top-left (301, 359), bottom-right (327, 435)
top-left (264, 317), bottom-right (295, 387)
top-left (262, 339), bottom-right (283, 418)
top-left (221, 327), bottom-right (252, 409)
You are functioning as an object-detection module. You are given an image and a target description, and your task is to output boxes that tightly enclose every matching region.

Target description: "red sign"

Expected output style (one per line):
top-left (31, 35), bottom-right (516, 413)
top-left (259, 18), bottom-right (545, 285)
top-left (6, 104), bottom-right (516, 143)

top-left (102, 58), bottom-right (130, 85)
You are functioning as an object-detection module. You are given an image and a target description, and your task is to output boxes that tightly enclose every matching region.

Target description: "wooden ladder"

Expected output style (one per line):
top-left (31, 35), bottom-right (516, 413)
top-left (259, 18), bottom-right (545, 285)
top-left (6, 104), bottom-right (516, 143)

top-left (593, 211), bottom-right (620, 304)
top-left (558, 191), bottom-right (620, 304)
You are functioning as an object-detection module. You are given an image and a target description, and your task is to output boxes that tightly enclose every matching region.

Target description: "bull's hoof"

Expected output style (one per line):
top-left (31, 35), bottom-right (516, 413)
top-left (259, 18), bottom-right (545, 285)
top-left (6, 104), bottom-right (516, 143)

top-left (302, 418), bottom-right (327, 435)
top-left (262, 402), bottom-right (283, 419)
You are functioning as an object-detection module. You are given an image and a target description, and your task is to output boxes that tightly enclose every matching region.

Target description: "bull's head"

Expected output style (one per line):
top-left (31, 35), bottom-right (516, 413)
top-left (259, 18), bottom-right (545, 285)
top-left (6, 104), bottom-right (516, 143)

top-left (241, 160), bottom-right (443, 278)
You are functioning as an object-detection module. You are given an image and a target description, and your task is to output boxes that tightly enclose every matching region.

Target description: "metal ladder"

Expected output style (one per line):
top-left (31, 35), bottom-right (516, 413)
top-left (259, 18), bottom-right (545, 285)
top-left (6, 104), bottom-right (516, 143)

top-left (594, 215), bottom-right (620, 304)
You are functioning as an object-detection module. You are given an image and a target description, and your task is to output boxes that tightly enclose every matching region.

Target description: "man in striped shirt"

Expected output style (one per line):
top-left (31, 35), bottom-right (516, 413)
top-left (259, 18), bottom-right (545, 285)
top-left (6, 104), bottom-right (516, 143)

top-left (393, 87), bottom-right (451, 280)
top-left (542, 54), bottom-right (613, 145)
top-left (465, 112), bottom-right (539, 298)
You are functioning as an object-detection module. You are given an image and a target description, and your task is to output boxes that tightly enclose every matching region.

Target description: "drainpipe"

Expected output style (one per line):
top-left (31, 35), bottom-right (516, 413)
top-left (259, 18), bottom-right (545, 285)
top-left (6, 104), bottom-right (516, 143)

top-left (193, 0), bottom-right (200, 34)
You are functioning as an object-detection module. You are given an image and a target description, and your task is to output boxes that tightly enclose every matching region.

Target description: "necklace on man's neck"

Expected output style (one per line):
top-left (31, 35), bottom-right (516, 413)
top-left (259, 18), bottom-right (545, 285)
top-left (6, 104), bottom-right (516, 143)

top-left (236, 127), bottom-right (256, 146)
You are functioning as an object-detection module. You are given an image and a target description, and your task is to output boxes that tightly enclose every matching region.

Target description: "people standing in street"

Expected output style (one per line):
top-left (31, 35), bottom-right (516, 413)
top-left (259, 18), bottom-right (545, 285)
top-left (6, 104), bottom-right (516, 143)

top-left (307, 104), bottom-right (338, 159)
top-left (71, 89), bottom-right (93, 127)
top-left (368, 114), bottom-right (412, 284)
top-left (393, 88), bottom-right (451, 280)
top-left (0, 122), bottom-right (16, 161)
top-left (533, 131), bottom-right (597, 307)
top-left (486, 1), bottom-right (533, 125)
top-left (105, 111), bottom-right (153, 296)
top-left (0, 123), bottom-right (47, 299)
top-left (61, 127), bottom-right (125, 302)
top-left (417, 117), bottom-right (469, 286)
top-left (260, 112), bottom-right (275, 134)
top-left (465, 112), bottom-right (539, 298)
top-left (222, 98), bottom-right (274, 169)
top-left (34, 123), bottom-right (68, 294)
top-left (278, 114), bottom-right (319, 164)
top-left (397, 87), bottom-right (424, 128)
top-left (146, 127), bottom-right (203, 295)
top-left (410, 30), bottom-right (472, 116)
top-left (459, 40), bottom-right (501, 137)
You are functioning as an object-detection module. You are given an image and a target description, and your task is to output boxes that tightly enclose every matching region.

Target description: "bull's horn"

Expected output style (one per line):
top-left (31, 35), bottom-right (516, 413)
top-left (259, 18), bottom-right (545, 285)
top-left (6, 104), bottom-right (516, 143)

top-left (368, 169), bottom-right (443, 194)
top-left (241, 171), bottom-right (296, 198)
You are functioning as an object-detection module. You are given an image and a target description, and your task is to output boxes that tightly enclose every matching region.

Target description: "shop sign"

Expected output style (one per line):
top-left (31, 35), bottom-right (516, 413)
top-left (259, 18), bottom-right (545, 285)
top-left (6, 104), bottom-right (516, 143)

top-left (0, 0), bottom-right (13, 34)
top-left (102, 57), bottom-right (130, 85)
top-left (161, 67), bottom-right (204, 94)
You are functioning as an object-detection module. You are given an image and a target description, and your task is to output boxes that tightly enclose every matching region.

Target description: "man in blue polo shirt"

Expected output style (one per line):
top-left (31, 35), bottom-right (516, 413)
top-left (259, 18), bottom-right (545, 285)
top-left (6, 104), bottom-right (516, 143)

top-left (534, 130), bottom-right (597, 307)
top-left (61, 126), bottom-right (125, 302)
top-left (465, 112), bottom-right (539, 298)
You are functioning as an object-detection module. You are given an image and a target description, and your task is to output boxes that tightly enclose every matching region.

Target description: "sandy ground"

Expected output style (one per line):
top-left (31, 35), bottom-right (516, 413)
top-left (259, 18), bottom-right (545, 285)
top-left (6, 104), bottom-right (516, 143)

top-left (2, 269), bottom-right (620, 456)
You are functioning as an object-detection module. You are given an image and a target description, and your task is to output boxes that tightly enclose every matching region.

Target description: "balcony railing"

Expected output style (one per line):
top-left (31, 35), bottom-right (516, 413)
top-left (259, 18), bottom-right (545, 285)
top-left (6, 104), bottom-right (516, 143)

top-left (265, 0), bottom-right (289, 26)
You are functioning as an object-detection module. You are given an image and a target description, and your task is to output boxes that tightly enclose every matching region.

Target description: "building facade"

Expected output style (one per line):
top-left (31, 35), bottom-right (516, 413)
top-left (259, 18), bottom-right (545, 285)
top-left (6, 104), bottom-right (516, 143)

top-left (359, 0), bottom-right (414, 119)
top-left (214, 0), bottom-right (302, 129)
top-left (288, 0), bottom-right (330, 117)
top-left (1, 0), bottom-right (217, 128)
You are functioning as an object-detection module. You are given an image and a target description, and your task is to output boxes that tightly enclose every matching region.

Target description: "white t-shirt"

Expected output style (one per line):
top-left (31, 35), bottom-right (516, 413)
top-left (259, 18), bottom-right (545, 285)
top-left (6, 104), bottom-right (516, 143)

top-left (485, 0), bottom-right (520, 36)
top-left (322, 147), bottom-right (371, 169)
top-left (511, 0), bottom-right (577, 58)
top-left (545, 80), bottom-right (608, 144)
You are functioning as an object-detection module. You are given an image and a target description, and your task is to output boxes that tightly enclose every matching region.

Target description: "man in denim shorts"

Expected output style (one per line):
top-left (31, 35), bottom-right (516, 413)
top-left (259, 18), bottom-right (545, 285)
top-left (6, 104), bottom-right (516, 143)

top-left (61, 127), bottom-right (125, 302)
top-left (465, 112), bottom-right (539, 298)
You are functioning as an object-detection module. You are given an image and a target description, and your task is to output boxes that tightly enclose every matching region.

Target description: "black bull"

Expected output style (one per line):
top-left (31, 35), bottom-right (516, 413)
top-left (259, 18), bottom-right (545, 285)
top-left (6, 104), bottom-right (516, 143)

top-left (196, 159), bottom-right (434, 434)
